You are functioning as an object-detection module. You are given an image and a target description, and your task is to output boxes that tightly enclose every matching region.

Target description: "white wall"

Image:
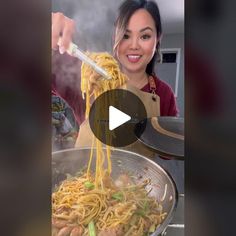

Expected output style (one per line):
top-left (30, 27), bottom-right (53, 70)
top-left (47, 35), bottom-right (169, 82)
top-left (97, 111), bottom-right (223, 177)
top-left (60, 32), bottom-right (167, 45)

top-left (159, 33), bottom-right (184, 117)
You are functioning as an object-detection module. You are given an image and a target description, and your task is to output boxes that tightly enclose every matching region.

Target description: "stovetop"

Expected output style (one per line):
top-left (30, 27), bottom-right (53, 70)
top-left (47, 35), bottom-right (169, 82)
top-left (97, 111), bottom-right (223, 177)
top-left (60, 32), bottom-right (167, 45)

top-left (165, 194), bottom-right (184, 236)
top-left (154, 155), bottom-right (184, 236)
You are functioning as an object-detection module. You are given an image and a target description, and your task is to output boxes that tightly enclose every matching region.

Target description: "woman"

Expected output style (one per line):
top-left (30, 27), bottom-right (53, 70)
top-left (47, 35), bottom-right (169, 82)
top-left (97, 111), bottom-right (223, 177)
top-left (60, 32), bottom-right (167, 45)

top-left (52, 0), bottom-right (178, 117)
top-left (52, 0), bottom-right (178, 152)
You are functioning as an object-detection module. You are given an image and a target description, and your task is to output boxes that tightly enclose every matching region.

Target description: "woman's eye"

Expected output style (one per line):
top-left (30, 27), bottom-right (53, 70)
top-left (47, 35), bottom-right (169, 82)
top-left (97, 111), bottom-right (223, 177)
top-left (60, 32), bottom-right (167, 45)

top-left (123, 34), bottom-right (129, 39)
top-left (141, 34), bottom-right (151, 40)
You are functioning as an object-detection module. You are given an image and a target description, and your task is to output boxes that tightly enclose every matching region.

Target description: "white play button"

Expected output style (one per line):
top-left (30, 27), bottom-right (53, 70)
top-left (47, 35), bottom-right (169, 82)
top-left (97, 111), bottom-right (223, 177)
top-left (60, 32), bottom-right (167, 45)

top-left (109, 106), bottom-right (131, 131)
top-left (89, 89), bottom-right (147, 147)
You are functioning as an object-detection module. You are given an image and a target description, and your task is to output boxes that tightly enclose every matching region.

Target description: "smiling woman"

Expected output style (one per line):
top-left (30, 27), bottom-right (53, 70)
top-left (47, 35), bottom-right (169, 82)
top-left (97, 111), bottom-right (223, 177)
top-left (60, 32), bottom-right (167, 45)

top-left (52, 0), bottom-right (178, 129)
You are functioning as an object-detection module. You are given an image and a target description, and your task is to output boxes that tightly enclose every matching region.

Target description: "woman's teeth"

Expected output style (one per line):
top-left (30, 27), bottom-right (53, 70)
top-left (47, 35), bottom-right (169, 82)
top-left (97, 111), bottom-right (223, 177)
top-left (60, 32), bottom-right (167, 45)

top-left (127, 55), bottom-right (141, 62)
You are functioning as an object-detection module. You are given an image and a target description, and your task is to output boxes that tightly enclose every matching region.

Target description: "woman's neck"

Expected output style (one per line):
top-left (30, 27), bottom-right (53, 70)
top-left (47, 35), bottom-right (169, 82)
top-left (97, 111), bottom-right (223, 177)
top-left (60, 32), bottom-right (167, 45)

top-left (123, 70), bottom-right (149, 89)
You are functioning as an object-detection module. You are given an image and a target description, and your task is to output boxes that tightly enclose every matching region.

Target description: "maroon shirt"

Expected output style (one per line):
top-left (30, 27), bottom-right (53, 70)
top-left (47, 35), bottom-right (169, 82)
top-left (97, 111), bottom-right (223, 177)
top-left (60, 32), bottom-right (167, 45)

top-left (141, 75), bottom-right (178, 117)
top-left (52, 73), bottom-right (178, 126)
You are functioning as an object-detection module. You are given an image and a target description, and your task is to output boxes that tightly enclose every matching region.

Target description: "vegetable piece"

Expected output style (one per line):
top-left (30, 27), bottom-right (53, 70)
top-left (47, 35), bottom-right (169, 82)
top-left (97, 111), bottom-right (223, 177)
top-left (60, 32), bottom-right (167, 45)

top-left (88, 221), bottom-right (96, 236)
top-left (149, 224), bottom-right (156, 233)
top-left (111, 192), bottom-right (124, 201)
top-left (135, 200), bottom-right (150, 216)
top-left (143, 200), bottom-right (149, 211)
top-left (136, 209), bottom-right (146, 217)
top-left (84, 181), bottom-right (95, 189)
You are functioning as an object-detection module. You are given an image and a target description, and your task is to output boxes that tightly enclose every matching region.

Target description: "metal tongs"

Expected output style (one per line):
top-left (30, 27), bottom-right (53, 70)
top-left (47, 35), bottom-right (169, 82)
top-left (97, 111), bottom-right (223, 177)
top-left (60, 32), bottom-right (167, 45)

top-left (60, 38), bottom-right (112, 80)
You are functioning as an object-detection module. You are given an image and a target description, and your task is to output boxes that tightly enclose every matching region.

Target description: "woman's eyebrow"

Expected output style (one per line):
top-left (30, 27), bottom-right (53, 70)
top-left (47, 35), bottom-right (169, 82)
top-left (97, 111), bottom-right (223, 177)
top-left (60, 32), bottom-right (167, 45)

top-left (140, 26), bottom-right (153, 32)
top-left (125, 26), bottom-right (153, 33)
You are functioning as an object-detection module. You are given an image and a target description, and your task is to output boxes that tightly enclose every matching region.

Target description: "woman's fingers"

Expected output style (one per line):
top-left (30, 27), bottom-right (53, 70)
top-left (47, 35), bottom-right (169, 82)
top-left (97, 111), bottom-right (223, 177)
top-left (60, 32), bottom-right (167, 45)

top-left (52, 12), bottom-right (64, 49)
top-left (52, 12), bottom-right (75, 53)
top-left (60, 17), bottom-right (75, 53)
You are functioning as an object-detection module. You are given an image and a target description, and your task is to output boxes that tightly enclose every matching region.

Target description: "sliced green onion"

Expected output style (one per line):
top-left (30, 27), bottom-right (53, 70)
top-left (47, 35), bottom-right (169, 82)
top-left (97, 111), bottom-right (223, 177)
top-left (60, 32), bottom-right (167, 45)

top-left (136, 209), bottom-right (146, 216)
top-left (88, 220), bottom-right (96, 236)
top-left (112, 192), bottom-right (124, 201)
top-left (84, 181), bottom-right (95, 189)
top-left (143, 199), bottom-right (149, 211)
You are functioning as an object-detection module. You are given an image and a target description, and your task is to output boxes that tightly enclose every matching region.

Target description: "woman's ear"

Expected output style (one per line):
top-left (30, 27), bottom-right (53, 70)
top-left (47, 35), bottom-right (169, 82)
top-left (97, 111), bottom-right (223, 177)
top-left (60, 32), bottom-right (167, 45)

top-left (156, 34), bottom-right (162, 51)
top-left (157, 34), bottom-right (162, 43)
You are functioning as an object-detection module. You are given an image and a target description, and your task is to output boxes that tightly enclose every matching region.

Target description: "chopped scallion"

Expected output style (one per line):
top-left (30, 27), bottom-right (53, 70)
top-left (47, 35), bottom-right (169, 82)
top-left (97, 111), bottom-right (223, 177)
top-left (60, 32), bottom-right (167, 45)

top-left (84, 181), bottom-right (95, 189)
top-left (88, 220), bottom-right (96, 236)
top-left (112, 192), bottom-right (124, 201)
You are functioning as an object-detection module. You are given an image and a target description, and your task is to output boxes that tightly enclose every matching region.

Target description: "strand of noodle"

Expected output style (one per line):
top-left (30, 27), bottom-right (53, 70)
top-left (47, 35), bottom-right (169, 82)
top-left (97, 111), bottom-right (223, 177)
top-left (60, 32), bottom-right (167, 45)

top-left (106, 145), bottom-right (112, 174)
top-left (87, 135), bottom-right (95, 178)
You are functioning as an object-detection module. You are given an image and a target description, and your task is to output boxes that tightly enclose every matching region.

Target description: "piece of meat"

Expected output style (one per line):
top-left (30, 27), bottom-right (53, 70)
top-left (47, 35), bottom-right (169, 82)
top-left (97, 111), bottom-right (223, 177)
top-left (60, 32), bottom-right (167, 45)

top-left (57, 226), bottom-right (73, 236)
top-left (115, 174), bottom-right (132, 188)
top-left (70, 226), bottom-right (83, 236)
top-left (102, 172), bottom-right (116, 189)
top-left (52, 218), bottom-right (67, 229)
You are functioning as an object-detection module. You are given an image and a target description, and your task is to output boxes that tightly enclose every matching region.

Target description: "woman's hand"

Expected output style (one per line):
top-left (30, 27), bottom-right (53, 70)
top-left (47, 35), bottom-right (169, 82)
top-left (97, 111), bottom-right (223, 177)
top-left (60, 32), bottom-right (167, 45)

top-left (52, 12), bottom-right (75, 54)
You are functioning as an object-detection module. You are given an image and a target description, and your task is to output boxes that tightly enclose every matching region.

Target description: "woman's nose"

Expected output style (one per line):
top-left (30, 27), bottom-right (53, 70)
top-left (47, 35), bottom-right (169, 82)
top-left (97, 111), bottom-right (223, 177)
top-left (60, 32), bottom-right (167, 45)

top-left (130, 37), bottom-right (140, 50)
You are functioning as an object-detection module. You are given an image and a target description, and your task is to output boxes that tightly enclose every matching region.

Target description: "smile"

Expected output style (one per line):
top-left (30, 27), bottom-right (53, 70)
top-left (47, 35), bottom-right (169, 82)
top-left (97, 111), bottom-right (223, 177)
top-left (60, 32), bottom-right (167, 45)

top-left (127, 54), bottom-right (142, 63)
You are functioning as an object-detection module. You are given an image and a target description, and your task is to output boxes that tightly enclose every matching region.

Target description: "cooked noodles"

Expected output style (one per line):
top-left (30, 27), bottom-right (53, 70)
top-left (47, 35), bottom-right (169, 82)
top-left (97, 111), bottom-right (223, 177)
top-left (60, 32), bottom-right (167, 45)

top-left (81, 52), bottom-right (128, 118)
top-left (52, 52), bottom-right (167, 236)
top-left (52, 173), bottom-right (167, 236)
top-left (81, 52), bottom-right (127, 188)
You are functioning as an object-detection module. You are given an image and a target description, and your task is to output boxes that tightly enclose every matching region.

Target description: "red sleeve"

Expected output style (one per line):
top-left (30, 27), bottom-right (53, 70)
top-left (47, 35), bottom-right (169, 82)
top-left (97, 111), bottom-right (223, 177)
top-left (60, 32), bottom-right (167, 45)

top-left (155, 77), bottom-right (179, 116)
top-left (52, 52), bottom-right (85, 125)
top-left (167, 91), bottom-right (179, 116)
top-left (52, 74), bottom-right (85, 125)
top-left (141, 75), bottom-right (179, 116)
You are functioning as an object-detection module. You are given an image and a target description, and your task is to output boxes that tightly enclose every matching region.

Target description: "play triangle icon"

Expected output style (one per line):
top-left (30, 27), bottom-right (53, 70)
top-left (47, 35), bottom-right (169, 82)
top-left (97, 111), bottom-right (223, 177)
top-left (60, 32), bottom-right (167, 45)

top-left (109, 106), bottom-right (131, 131)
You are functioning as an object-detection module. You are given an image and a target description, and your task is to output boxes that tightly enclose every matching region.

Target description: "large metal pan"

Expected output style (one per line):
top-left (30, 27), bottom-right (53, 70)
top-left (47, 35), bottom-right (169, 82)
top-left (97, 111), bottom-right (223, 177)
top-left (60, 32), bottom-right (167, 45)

top-left (52, 148), bottom-right (178, 236)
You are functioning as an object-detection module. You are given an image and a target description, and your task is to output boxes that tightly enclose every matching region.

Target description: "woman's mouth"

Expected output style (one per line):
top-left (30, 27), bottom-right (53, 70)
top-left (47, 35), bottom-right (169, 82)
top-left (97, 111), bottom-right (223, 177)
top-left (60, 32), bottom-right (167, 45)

top-left (127, 54), bottom-right (142, 63)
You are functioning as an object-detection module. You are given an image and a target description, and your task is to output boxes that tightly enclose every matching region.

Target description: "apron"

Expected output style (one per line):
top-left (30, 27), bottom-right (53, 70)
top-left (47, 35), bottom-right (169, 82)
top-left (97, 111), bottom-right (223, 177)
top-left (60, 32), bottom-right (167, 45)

top-left (75, 76), bottom-right (160, 158)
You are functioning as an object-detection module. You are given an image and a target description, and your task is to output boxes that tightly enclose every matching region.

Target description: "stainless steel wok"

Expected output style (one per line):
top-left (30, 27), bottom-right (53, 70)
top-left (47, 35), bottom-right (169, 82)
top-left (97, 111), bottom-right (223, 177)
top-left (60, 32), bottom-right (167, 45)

top-left (52, 148), bottom-right (178, 236)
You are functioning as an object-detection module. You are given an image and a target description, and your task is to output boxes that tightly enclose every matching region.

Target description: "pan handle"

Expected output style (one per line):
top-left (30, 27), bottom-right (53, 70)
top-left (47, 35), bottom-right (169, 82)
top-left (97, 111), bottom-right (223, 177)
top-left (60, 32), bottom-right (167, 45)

top-left (161, 193), bottom-right (184, 235)
top-left (166, 223), bottom-right (184, 229)
top-left (160, 224), bottom-right (185, 236)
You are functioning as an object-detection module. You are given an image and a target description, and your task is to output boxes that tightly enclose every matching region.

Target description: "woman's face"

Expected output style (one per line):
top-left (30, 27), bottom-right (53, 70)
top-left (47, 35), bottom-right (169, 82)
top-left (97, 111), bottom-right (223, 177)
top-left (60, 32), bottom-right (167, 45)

top-left (116, 9), bottom-right (158, 74)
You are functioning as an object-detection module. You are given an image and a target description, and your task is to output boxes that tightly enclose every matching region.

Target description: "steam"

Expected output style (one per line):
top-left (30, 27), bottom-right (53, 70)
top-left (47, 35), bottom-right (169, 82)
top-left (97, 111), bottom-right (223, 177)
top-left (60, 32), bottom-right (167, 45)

top-left (51, 0), bottom-right (123, 95)
top-left (52, 0), bottom-right (121, 52)
top-left (52, 0), bottom-right (123, 94)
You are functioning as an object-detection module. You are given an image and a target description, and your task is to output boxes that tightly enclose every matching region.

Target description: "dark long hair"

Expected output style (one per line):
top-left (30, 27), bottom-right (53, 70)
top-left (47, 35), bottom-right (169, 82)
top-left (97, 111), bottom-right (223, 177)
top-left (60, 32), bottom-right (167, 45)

top-left (113, 0), bottom-right (162, 75)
